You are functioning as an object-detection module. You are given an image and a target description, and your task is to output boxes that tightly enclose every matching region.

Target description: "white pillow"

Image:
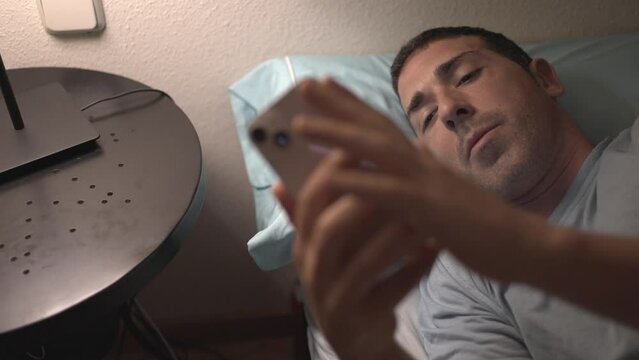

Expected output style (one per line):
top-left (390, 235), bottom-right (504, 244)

top-left (229, 33), bottom-right (639, 270)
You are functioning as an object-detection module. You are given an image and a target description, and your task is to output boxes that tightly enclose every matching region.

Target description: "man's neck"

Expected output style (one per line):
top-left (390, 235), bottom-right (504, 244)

top-left (513, 119), bottom-right (593, 218)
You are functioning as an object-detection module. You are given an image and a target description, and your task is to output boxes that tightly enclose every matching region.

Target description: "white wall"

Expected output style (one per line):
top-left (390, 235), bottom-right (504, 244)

top-left (2, 0), bottom-right (639, 327)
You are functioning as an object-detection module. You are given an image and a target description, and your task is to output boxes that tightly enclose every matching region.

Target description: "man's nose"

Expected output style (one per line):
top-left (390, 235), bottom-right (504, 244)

top-left (439, 98), bottom-right (474, 131)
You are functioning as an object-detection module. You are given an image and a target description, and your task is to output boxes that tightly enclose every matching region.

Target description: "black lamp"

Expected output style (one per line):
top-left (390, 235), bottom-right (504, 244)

top-left (0, 54), bottom-right (24, 130)
top-left (0, 53), bottom-right (99, 178)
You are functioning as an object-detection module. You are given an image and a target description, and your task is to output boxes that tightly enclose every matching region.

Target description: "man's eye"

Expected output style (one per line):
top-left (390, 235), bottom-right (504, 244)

top-left (422, 110), bottom-right (436, 133)
top-left (457, 68), bottom-right (482, 86)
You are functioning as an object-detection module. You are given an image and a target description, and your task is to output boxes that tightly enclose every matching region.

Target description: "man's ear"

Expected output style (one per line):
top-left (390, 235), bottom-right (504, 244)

top-left (528, 58), bottom-right (564, 98)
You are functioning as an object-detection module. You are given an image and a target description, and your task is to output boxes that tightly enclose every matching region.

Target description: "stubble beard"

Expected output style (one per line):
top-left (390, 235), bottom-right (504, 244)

top-left (462, 111), bottom-right (557, 202)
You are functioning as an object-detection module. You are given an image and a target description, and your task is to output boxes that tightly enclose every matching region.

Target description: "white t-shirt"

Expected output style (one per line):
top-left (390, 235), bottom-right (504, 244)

top-left (420, 117), bottom-right (639, 360)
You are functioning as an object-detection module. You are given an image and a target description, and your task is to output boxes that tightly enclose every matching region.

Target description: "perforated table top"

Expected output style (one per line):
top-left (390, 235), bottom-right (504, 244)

top-left (0, 68), bottom-right (203, 341)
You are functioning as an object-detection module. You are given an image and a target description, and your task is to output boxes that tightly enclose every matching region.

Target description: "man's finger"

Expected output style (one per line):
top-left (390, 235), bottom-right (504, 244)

top-left (295, 150), bottom-right (355, 244)
top-left (301, 194), bottom-right (377, 300)
top-left (273, 181), bottom-right (295, 221)
top-left (294, 114), bottom-right (416, 175)
top-left (325, 169), bottom-right (421, 219)
top-left (330, 220), bottom-right (420, 305)
top-left (321, 77), bottom-right (361, 102)
top-left (299, 78), bottom-right (390, 132)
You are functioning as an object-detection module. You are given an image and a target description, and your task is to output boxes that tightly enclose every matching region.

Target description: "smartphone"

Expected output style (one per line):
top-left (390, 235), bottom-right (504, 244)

top-left (249, 84), bottom-right (331, 197)
top-left (251, 85), bottom-right (410, 279)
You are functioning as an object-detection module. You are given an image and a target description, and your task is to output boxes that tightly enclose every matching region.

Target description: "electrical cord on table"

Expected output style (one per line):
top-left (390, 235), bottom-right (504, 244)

top-left (86, 89), bottom-right (277, 194)
top-left (80, 89), bottom-right (173, 112)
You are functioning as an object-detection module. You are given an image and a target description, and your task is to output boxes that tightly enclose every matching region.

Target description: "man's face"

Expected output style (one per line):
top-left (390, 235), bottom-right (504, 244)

top-left (397, 36), bottom-right (562, 199)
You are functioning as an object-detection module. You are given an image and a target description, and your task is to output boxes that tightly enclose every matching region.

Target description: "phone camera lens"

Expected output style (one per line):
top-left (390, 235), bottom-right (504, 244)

top-left (274, 131), bottom-right (290, 148)
top-left (251, 128), bottom-right (266, 143)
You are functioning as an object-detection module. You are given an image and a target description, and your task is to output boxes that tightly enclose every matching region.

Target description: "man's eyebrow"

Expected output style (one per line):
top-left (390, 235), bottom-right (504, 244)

top-left (405, 50), bottom-right (478, 116)
top-left (434, 50), bottom-right (477, 80)
top-left (406, 91), bottom-right (424, 116)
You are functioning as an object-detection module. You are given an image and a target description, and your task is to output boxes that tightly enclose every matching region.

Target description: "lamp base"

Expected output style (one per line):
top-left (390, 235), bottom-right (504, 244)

top-left (0, 82), bottom-right (99, 177)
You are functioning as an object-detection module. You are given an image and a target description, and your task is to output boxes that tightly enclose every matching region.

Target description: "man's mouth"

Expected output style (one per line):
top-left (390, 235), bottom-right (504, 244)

top-left (465, 124), bottom-right (500, 160)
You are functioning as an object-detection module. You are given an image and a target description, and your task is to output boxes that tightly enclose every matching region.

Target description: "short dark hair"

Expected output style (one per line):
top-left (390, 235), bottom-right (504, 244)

top-left (390, 26), bottom-right (532, 94)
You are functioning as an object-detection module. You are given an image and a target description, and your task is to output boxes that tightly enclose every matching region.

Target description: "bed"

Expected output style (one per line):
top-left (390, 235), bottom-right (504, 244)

top-left (229, 32), bottom-right (639, 359)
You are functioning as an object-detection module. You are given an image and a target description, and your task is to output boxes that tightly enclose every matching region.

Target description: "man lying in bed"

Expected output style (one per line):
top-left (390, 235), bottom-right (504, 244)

top-left (274, 26), bottom-right (639, 359)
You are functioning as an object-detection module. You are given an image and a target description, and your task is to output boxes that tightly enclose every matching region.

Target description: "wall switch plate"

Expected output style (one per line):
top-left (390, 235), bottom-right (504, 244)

top-left (37, 0), bottom-right (106, 34)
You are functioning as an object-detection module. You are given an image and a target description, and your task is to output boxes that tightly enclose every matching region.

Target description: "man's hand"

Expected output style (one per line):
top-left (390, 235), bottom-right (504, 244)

top-left (274, 151), bottom-right (437, 359)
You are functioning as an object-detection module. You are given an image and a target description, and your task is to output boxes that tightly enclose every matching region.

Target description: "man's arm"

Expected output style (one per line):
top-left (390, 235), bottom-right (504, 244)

top-left (520, 226), bottom-right (639, 329)
top-left (292, 78), bottom-right (639, 330)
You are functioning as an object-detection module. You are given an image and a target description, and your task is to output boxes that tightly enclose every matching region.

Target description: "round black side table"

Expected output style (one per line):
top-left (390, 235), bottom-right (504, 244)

top-left (0, 68), bottom-right (204, 357)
